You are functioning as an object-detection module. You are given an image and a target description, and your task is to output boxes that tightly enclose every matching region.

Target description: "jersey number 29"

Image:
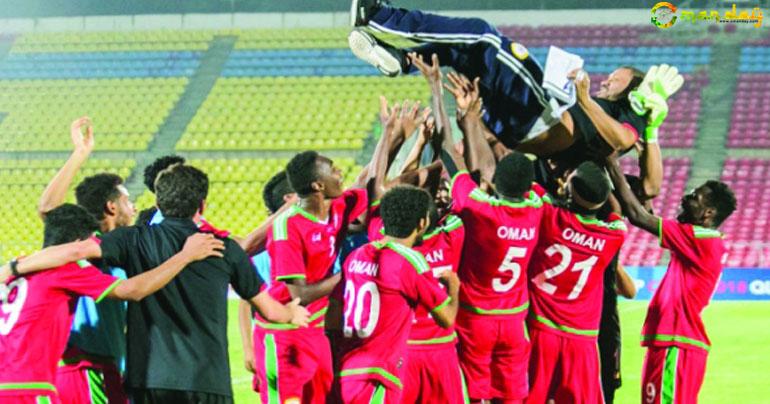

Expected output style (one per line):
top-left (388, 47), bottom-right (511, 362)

top-left (343, 280), bottom-right (380, 338)
top-left (0, 278), bottom-right (28, 335)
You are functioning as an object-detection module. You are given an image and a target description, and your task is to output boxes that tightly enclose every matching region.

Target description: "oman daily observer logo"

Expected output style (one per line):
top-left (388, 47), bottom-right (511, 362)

top-left (651, 2), bottom-right (763, 29)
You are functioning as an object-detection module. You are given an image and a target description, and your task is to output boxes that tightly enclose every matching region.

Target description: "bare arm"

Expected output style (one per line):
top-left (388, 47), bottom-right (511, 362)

top-left (238, 300), bottom-right (257, 373)
top-left (284, 273), bottom-right (342, 306)
top-left (410, 53), bottom-right (467, 176)
top-left (238, 197), bottom-right (298, 255)
top-left (398, 108), bottom-right (433, 176)
top-left (106, 234), bottom-right (224, 302)
top-left (606, 155), bottom-right (660, 234)
top-left (249, 293), bottom-right (310, 327)
top-left (38, 117), bottom-right (94, 219)
top-left (571, 70), bottom-right (637, 152)
top-left (445, 72), bottom-right (496, 183)
top-left (367, 98), bottom-right (401, 201)
top-left (430, 271), bottom-right (460, 328)
top-left (615, 262), bottom-right (637, 299)
top-left (639, 141), bottom-right (663, 200)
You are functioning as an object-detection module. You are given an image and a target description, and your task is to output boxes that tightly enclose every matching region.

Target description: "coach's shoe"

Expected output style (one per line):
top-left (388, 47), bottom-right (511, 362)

top-left (348, 29), bottom-right (405, 77)
top-left (350, 0), bottom-right (382, 26)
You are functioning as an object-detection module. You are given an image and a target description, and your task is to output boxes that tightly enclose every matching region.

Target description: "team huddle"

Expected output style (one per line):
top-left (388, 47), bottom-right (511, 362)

top-left (0, 2), bottom-right (738, 404)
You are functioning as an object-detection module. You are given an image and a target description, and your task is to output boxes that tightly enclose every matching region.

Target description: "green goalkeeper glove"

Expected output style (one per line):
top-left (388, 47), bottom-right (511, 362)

top-left (629, 64), bottom-right (684, 116)
top-left (641, 93), bottom-right (668, 144)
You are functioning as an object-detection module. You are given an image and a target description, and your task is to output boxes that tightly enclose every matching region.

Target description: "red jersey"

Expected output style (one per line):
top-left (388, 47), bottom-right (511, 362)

top-left (409, 215), bottom-right (464, 347)
top-left (641, 219), bottom-right (726, 352)
top-left (338, 241), bottom-right (450, 391)
top-left (450, 171), bottom-right (544, 316)
top-left (265, 189), bottom-right (368, 328)
top-left (366, 201), bottom-right (384, 242)
top-left (528, 199), bottom-right (626, 340)
top-left (0, 260), bottom-right (120, 396)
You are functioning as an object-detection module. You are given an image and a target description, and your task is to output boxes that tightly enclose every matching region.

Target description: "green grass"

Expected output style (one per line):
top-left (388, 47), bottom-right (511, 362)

top-left (227, 300), bottom-right (770, 403)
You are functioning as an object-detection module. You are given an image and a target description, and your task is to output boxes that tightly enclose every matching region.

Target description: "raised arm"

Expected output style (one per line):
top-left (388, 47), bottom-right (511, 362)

top-left (606, 155), bottom-right (660, 234)
top-left (638, 140), bottom-right (663, 200)
top-left (571, 69), bottom-right (637, 152)
top-left (37, 117), bottom-right (94, 218)
top-left (445, 72), bottom-right (496, 183)
top-left (615, 262), bottom-right (637, 299)
top-left (410, 53), bottom-right (467, 176)
top-left (397, 107), bottom-right (432, 176)
top-left (367, 97), bottom-right (402, 201)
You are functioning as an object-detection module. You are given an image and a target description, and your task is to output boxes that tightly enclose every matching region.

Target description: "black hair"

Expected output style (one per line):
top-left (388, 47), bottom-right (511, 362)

top-left (155, 165), bottom-right (209, 219)
top-left (135, 207), bottom-right (157, 226)
top-left (493, 151), bottom-right (534, 198)
top-left (286, 151), bottom-right (320, 197)
top-left (703, 180), bottom-right (737, 227)
top-left (263, 171), bottom-right (294, 214)
top-left (381, 185), bottom-right (431, 238)
top-left (143, 155), bottom-right (186, 193)
top-left (572, 161), bottom-right (611, 207)
top-left (43, 203), bottom-right (99, 247)
top-left (75, 173), bottom-right (123, 221)
top-left (618, 65), bottom-right (646, 102)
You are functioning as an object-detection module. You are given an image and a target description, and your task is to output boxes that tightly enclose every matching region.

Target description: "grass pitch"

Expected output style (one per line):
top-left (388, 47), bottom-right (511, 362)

top-left (227, 300), bottom-right (770, 403)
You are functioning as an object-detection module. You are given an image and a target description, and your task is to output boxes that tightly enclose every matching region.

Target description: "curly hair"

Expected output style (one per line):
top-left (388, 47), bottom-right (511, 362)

top-left (143, 155), bottom-right (186, 193)
top-left (155, 165), bottom-right (209, 219)
top-left (381, 185), bottom-right (431, 238)
top-left (286, 151), bottom-right (319, 197)
top-left (43, 203), bottom-right (99, 247)
top-left (75, 173), bottom-right (123, 221)
top-left (703, 180), bottom-right (737, 227)
top-left (493, 151), bottom-right (534, 198)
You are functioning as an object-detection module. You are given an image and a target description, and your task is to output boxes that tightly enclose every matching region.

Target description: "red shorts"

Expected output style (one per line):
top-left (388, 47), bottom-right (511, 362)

top-left (55, 360), bottom-right (127, 404)
top-left (456, 310), bottom-right (529, 400)
top-left (339, 379), bottom-right (400, 404)
top-left (254, 327), bottom-right (333, 404)
top-left (641, 346), bottom-right (707, 404)
top-left (402, 343), bottom-right (468, 404)
top-left (527, 327), bottom-right (603, 404)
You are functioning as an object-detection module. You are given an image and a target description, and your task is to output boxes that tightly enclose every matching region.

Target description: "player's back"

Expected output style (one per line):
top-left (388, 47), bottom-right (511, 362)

top-left (528, 204), bottom-right (626, 339)
top-left (339, 241), bottom-right (448, 390)
top-left (0, 261), bottom-right (118, 392)
top-left (451, 171), bottom-right (544, 314)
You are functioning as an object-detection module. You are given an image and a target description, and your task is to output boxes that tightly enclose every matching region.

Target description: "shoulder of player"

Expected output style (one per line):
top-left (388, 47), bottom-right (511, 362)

top-left (572, 212), bottom-right (628, 233)
top-left (467, 187), bottom-right (545, 210)
top-left (271, 205), bottom-right (302, 240)
top-left (383, 242), bottom-right (430, 275)
top-left (691, 225), bottom-right (723, 240)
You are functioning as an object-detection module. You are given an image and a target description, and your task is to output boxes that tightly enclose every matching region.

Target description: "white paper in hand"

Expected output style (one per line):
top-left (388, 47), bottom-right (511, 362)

top-left (542, 46), bottom-right (584, 105)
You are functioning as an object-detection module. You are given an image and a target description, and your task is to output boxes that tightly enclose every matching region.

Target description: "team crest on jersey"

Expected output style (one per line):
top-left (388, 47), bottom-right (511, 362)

top-left (312, 232), bottom-right (323, 242)
top-left (511, 42), bottom-right (529, 60)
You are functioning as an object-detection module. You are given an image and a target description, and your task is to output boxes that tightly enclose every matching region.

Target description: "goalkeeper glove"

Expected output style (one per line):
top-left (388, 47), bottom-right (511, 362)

top-left (629, 64), bottom-right (684, 116)
top-left (641, 93), bottom-right (668, 144)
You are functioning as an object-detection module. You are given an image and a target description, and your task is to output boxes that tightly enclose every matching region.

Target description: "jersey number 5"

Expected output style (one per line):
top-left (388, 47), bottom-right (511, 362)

top-left (492, 247), bottom-right (527, 293)
top-left (532, 243), bottom-right (598, 300)
top-left (343, 280), bottom-right (380, 338)
top-left (0, 278), bottom-right (28, 335)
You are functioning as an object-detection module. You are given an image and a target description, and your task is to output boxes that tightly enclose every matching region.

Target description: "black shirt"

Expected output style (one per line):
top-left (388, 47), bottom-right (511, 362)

top-left (553, 97), bottom-right (647, 170)
top-left (99, 217), bottom-right (262, 396)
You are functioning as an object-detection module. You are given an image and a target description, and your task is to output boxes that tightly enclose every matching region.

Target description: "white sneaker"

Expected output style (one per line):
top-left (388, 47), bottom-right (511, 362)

top-left (348, 29), bottom-right (403, 77)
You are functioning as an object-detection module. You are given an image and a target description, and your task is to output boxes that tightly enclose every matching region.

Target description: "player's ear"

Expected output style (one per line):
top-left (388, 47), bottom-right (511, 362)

top-left (104, 200), bottom-right (118, 217)
top-left (311, 180), bottom-right (323, 193)
top-left (703, 206), bottom-right (717, 225)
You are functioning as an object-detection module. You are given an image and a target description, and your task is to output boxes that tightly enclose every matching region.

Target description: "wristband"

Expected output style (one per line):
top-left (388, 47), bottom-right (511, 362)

top-left (9, 258), bottom-right (20, 277)
top-left (644, 127), bottom-right (659, 144)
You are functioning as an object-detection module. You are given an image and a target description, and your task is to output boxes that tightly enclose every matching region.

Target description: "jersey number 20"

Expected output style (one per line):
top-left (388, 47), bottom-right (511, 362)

top-left (343, 280), bottom-right (380, 338)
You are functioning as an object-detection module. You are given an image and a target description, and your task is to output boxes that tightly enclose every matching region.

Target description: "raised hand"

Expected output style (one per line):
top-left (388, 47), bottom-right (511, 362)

top-left (567, 68), bottom-right (591, 104)
top-left (70, 116), bottom-right (94, 155)
top-left (409, 52), bottom-right (442, 85)
top-left (379, 96), bottom-right (404, 140)
top-left (400, 100), bottom-right (425, 137)
top-left (445, 72), bottom-right (482, 118)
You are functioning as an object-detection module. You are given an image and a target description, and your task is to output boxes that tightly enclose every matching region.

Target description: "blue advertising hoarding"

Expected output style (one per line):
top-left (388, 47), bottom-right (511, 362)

top-left (626, 267), bottom-right (770, 301)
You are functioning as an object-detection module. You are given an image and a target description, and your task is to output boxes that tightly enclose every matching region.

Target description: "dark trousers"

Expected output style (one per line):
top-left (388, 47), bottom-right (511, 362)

top-left (366, 6), bottom-right (554, 146)
top-left (129, 388), bottom-right (233, 404)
